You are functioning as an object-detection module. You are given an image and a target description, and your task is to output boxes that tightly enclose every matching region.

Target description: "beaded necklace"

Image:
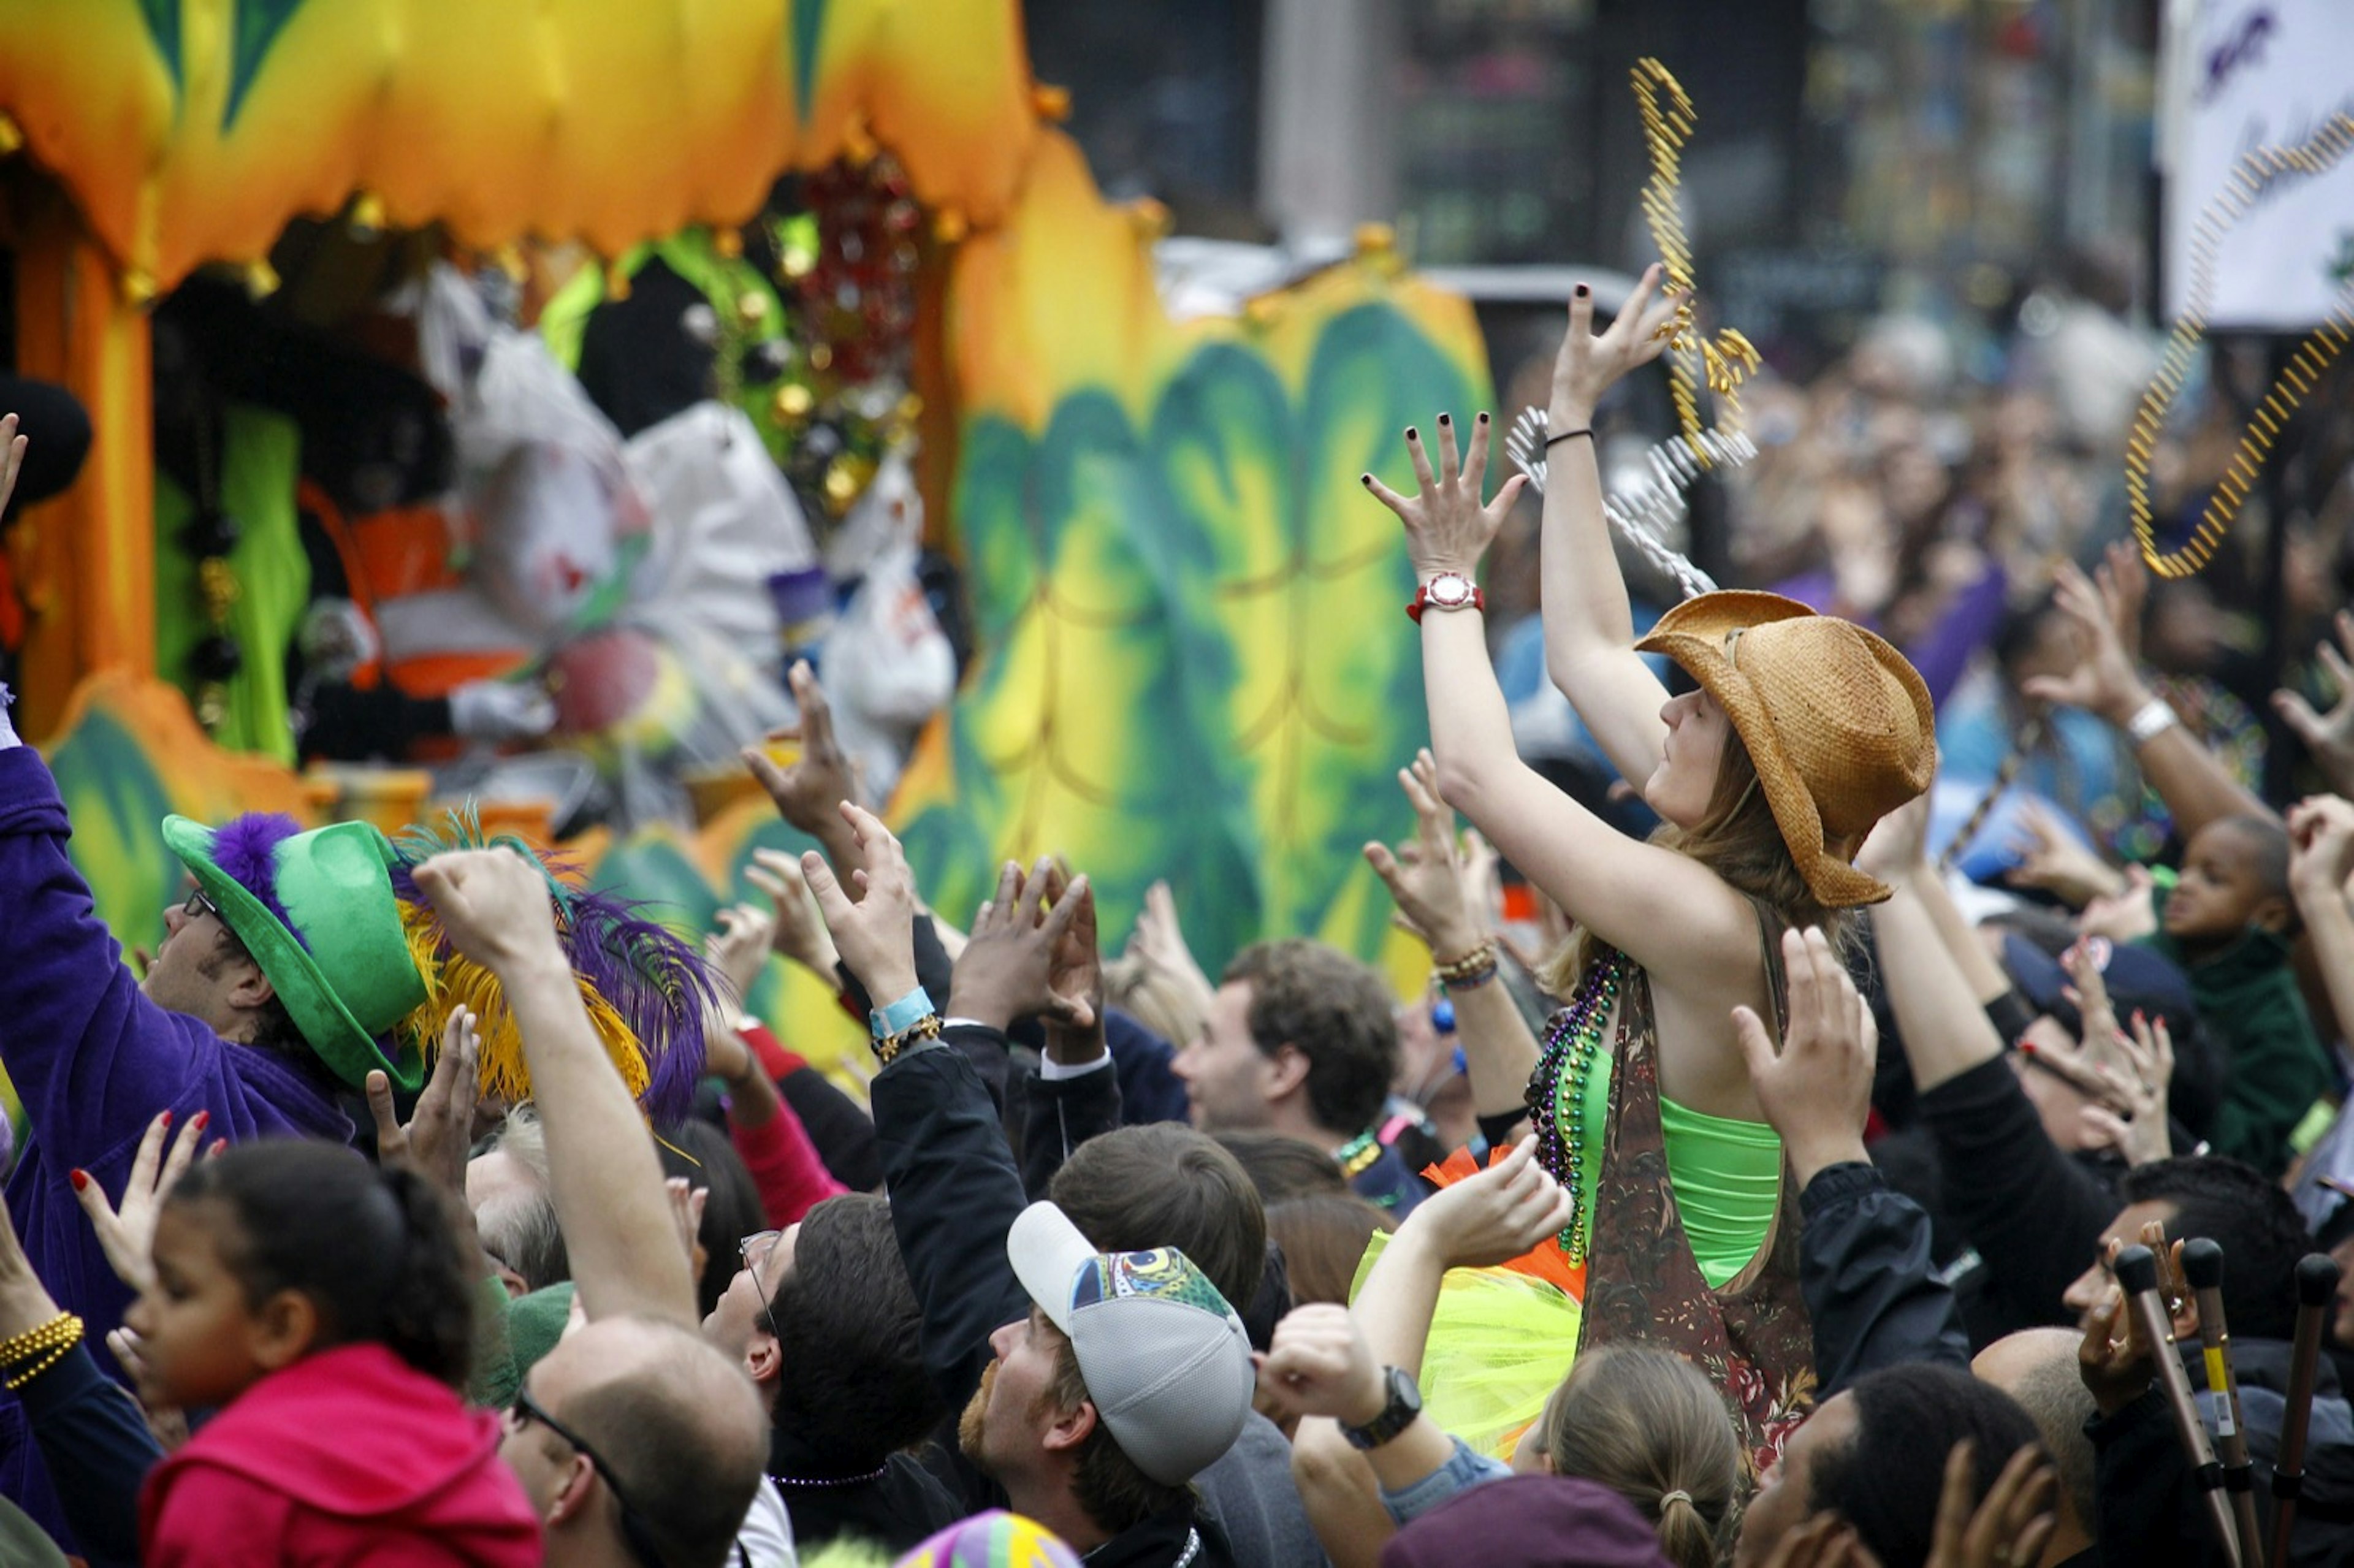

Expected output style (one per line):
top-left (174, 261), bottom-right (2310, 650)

top-left (1333, 1128), bottom-right (1383, 1182)
top-left (1525, 949), bottom-right (1626, 1264)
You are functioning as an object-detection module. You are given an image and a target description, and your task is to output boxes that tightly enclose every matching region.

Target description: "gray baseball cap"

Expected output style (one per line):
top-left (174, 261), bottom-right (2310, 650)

top-left (1006, 1201), bottom-right (1254, 1485)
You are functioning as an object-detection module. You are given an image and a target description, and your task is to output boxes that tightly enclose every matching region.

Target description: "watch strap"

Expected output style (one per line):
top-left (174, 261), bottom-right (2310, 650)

top-left (1341, 1365), bottom-right (1423, 1450)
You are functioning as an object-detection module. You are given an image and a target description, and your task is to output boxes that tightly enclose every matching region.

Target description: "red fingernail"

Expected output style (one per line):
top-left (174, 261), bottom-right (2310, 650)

top-left (69, 1170), bottom-right (88, 1192)
top-left (210, 1138), bottom-right (227, 1157)
top-left (191, 1111), bottom-right (209, 1133)
top-left (2017, 1040), bottom-right (2038, 1056)
top-left (159, 1111), bottom-right (172, 1129)
top-left (2133, 1009), bottom-right (2145, 1025)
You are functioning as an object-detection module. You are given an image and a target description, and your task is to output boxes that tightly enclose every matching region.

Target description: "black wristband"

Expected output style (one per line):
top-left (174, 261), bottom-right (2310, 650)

top-left (1543, 428), bottom-right (1593, 451)
top-left (1984, 988), bottom-right (2038, 1048)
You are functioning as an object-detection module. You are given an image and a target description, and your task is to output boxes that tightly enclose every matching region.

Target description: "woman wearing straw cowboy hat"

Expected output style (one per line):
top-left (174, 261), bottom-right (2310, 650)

top-left (1361, 265), bottom-right (1935, 1469)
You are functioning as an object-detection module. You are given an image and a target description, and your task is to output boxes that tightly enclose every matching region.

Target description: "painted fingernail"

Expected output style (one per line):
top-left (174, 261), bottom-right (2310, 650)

top-left (1438, 413), bottom-right (1451, 427)
top-left (210, 1138), bottom-right (227, 1157)
top-left (2133, 1009), bottom-right (2145, 1024)
top-left (191, 1111), bottom-right (209, 1133)
top-left (2017, 1040), bottom-right (2039, 1056)
top-left (159, 1111), bottom-right (172, 1129)
top-left (1477, 412), bottom-right (1490, 425)
top-left (1574, 283), bottom-right (1590, 298)
top-left (1360, 473), bottom-right (1372, 486)
top-left (1404, 426), bottom-right (1417, 440)
top-left (69, 1170), bottom-right (88, 1192)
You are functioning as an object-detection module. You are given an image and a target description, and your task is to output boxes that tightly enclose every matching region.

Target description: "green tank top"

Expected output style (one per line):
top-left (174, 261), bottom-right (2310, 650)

top-left (1567, 1040), bottom-right (1783, 1290)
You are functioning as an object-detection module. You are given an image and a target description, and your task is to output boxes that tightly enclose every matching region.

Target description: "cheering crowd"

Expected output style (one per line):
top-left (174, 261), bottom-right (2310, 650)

top-left (0, 253), bottom-right (2352, 1568)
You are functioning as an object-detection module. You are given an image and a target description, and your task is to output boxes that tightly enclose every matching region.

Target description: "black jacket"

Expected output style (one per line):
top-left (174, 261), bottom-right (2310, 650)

top-left (1915, 1057), bottom-right (2123, 1343)
top-left (1797, 1162), bottom-right (1971, 1396)
top-left (875, 1032), bottom-right (1235, 1567)
top-left (770, 1448), bottom-right (962, 1558)
top-left (2089, 1342), bottom-right (2354, 1567)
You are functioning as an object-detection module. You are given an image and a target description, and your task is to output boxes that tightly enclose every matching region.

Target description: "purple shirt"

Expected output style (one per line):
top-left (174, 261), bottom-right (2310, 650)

top-left (0, 746), bottom-right (351, 1542)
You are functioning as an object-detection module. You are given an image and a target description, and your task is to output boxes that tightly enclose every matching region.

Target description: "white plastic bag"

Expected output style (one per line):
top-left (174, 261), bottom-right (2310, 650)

top-left (821, 539), bottom-right (956, 805)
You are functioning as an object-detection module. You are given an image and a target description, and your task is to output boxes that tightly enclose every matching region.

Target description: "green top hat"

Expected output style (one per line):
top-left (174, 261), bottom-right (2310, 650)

top-left (160, 815), bottom-right (431, 1092)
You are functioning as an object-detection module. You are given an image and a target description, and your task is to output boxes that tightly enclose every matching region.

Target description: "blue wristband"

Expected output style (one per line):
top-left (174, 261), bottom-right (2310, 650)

top-left (870, 986), bottom-right (935, 1040)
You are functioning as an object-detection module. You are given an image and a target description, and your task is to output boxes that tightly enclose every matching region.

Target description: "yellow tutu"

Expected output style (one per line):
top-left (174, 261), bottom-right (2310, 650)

top-left (1349, 1227), bottom-right (1583, 1462)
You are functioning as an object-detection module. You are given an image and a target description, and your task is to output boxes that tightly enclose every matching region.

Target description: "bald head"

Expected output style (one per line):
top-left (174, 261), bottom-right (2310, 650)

top-left (1973, 1330), bottom-right (2095, 1555)
top-left (540, 1316), bottom-right (769, 1568)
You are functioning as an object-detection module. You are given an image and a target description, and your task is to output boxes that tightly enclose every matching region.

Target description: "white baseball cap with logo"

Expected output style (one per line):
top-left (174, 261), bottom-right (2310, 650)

top-left (1005, 1200), bottom-right (1255, 1486)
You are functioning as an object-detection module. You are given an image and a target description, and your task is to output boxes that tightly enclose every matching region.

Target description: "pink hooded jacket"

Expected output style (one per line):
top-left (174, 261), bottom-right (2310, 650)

top-left (141, 1342), bottom-right (541, 1566)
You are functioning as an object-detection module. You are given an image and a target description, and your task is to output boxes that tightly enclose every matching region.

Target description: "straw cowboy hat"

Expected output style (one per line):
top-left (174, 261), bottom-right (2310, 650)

top-left (1636, 591), bottom-right (1935, 907)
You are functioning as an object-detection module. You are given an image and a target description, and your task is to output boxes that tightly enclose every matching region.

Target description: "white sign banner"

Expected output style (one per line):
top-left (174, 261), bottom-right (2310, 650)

top-left (2160, 0), bottom-right (2354, 331)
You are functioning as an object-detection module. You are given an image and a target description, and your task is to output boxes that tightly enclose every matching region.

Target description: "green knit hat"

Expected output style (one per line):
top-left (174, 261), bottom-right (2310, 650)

top-left (159, 813), bottom-right (431, 1092)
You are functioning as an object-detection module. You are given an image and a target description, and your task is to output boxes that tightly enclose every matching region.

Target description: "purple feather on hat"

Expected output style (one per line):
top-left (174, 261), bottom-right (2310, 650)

top-left (206, 814), bottom-right (311, 953)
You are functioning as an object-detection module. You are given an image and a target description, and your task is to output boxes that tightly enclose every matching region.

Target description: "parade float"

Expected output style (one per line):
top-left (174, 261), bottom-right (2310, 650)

top-left (0, 0), bottom-right (1491, 1073)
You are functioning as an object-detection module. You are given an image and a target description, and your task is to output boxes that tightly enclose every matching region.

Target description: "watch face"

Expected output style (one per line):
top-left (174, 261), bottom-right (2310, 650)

top-left (1426, 575), bottom-right (1472, 607)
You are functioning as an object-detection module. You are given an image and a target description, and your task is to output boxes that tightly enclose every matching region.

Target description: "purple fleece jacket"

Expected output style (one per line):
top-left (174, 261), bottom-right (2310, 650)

top-left (0, 746), bottom-right (352, 1544)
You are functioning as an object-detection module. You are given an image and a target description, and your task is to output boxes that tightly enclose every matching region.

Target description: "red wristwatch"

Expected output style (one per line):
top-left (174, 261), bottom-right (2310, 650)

top-left (1407, 573), bottom-right (1485, 624)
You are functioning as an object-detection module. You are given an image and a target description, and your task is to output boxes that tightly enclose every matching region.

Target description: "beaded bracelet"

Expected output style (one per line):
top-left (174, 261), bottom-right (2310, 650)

top-left (873, 1012), bottom-right (943, 1066)
top-left (0, 1312), bottom-right (81, 1390)
top-left (1432, 940), bottom-right (1499, 990)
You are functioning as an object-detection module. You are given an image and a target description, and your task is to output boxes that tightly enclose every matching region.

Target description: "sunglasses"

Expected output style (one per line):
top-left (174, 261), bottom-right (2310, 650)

top-left (509, 1385), bottom-right (671, 1568)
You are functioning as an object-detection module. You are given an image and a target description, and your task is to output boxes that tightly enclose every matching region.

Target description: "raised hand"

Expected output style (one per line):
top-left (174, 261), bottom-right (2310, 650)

top-left (2273, 612), bottom-right (2354, 797)
top-left (948, 859), bottom-right (1094, 1033)
top-left (2076, 864), bottom-right (2158, 945)
top-left (2020, 560), bottom-right (2154, 728)
top-left (1548, 264), bottom-right (1682, 428)
top-left (1395, 1138), bottom-right (1574, 1271)
top-left (705, 902), bottom-right (777, 1007)
top-left (1127, 880), bottom-right (1214, 1005)
top-left (798, 802), bottom-right (920, 1005)
top-left (2076, 1279), bottom-right (2152, 1417)
top-left (1040, 865), bottom-right (1106, 1062)
top-left (2079, 1011), bottom-right (2173, 1167)
top-left (1856, 791), bottom-right (1932, 884)
top-left (1736, 927), bottom-right (1876, 1186)
top-left (2287, 794), bottom-right (2354, 910)
top-left (745, 847), bottom-right (842, 981)
top-left (1362, 411), bottom-right (1524, 582)
top-left (2006, 801), bottom-right (2126, 908)
top-left (72, 1109), bottom-right (215, 1295)
top-left (744, 661), bottom-right (865, 851)
top-left (1254, 1303), bottom-right (1388, 1428)
top-left (409, 847), bottom-right (562, 972)
top-left (1921, 1441), bottom-right (2058, 1568)
top-left (366, 1005), bottom-right (482, 1198)
top-left (1364, 750), bottom-right (1483, 958)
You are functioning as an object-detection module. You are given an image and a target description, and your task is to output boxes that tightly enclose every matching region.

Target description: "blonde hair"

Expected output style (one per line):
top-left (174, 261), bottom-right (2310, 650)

top-left (1541, 1347), bottom-right (1742, 1568)
top-left (1538, 728), bottom-right (1857, 997)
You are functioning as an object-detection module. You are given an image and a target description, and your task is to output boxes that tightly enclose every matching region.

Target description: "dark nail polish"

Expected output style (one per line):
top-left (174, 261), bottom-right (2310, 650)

top-left (1477, 412), bottom-right (1490, 425)
top-left (1575, 283), bottom-right (1590, 298)
top-left (1438, 413), bottom-right (1450, 427)
top-left (1405, 427), bottom-right (1417, 440)
top-left (1360, 473), bottom-right (1373, 485)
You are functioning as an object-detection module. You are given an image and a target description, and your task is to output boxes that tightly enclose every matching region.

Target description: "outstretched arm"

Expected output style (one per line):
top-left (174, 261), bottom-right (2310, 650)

top-left (2022, 554), bottom-right (2271, 837)
top-left (1365, 417), bottom-right (1756, 983)
top-left (1537, 266), bottom-right (1685, 789)
top-left (412, 850), bottom-right (697, 1328)
top-left (2288, 795), bottom-right (2354, 1053)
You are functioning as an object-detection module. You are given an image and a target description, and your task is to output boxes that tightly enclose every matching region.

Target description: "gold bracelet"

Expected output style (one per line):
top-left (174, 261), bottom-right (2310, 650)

top-left (1433, 940), bottom-right (1499, 989)
top-left (0, 1311), bottom-right (80, 1369)
top-left (873, 1013), bottom-right (943, 1066)
top-left (4, 1338), bottom-right (77, 1390)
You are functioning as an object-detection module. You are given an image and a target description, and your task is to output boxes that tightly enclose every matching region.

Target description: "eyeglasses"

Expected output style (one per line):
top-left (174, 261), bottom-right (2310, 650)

top-left (509, 1385), bottom-right (671, 1568)
top-left (739, 1230), bottom-right (782, 1328)
top-left (180, 887), bottom-right (221, 923)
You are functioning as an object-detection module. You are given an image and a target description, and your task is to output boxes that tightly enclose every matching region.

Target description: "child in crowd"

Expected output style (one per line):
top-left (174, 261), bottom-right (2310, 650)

top-left (131, 1140), bottom-right (539, 1564)
top-left (2136, 813), bottom-right (2329, 1174)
